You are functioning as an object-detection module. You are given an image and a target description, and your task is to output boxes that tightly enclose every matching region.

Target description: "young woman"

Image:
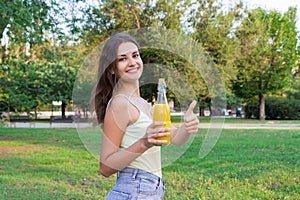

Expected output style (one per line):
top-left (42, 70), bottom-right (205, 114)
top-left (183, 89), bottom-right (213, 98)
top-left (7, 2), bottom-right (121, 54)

top-left (94, 32), bottom-right (199, 199)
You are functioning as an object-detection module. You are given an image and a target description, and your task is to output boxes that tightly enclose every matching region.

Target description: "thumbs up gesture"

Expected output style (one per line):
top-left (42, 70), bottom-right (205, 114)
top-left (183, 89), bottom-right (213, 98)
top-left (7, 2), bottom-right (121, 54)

top-left (183, 100), bottom-right (199, 134)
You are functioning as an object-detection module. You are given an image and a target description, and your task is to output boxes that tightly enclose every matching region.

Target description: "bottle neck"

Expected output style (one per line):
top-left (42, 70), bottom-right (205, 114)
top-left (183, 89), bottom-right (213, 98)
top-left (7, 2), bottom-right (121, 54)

top-left (156, 90), bottom-right (167, 104)
top-left (157, 79), bottom-right (167, 104)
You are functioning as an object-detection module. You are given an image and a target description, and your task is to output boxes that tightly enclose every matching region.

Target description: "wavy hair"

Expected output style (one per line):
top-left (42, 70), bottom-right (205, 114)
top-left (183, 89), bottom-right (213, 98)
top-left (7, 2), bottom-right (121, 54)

top-left (94, 32), bottom-right (140, 124)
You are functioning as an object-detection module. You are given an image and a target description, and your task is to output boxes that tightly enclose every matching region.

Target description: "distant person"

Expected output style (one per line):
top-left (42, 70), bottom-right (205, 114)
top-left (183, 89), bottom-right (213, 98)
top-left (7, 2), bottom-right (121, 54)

top-left (93, 32), bottom-right (199, 199)
top-left (168, 99), bottom-right (174, 111)
top-left (236, 107), bottom-right (242, 117)
top-left (74, 110), bottom-right (78, 119)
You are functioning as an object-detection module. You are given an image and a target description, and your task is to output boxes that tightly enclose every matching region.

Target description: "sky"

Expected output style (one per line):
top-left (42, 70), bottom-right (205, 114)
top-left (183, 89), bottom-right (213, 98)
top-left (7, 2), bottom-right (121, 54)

top-left (225, 0), bottom-right (300, 30)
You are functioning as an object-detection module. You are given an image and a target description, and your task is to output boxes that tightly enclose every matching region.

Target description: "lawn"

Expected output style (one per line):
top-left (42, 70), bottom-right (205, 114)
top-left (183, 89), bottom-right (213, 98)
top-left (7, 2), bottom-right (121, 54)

top-left (171, 115), bottom-right (300, 124)
top-left (0, 128), bottom-right (299, 199)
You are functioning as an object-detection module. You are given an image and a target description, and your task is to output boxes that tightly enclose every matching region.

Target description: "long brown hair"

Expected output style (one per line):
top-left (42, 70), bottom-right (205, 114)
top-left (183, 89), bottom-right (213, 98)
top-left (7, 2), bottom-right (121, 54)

top-left (94, 32), bottom-right (140, 124)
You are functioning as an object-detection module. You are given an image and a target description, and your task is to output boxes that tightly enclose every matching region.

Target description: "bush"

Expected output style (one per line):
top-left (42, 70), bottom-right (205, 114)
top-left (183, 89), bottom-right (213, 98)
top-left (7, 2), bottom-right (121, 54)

top-left (245, 97), bottom-right (300, 120)
top-left (244, 100), bottom-right (259, 119)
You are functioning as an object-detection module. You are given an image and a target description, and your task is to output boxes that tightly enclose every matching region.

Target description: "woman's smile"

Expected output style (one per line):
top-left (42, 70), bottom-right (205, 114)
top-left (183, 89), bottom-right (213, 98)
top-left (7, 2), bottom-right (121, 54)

top-left (126, 67), bottom-right (140, 73)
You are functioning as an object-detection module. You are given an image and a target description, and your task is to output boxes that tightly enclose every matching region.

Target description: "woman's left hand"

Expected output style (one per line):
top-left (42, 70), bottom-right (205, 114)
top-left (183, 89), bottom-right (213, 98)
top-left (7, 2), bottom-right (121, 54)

top-left (183, 100), bottom-right (199, 134)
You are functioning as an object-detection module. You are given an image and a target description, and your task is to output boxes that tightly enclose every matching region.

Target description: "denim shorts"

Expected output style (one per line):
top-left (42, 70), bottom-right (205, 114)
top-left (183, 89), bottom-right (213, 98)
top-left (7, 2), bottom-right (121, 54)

top-left (106, 167), bottom-right (165, 200)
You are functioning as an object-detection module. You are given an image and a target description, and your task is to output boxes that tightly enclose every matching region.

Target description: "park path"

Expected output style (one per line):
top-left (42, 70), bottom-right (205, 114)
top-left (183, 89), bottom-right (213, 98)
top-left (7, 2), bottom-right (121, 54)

top-left (3, 122), bottom-right (300, 129)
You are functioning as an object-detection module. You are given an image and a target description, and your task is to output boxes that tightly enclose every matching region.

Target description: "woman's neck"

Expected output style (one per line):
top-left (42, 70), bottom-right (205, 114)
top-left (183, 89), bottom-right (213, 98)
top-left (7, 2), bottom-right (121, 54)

top-left (114, 81), bottom-right (140, 97)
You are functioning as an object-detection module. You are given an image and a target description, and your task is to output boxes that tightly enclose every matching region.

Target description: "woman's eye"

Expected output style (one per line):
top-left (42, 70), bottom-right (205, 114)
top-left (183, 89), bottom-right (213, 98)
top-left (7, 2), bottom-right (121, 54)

top-left (118, 58), bottom-right (126, 62)
top-left (133, 53), bottom-right (140, 58)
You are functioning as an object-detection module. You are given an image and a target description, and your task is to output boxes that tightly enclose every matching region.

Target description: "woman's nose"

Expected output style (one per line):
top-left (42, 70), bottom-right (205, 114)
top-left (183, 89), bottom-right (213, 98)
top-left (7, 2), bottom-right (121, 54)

top-left (128, 56), bottom-right (136, 66)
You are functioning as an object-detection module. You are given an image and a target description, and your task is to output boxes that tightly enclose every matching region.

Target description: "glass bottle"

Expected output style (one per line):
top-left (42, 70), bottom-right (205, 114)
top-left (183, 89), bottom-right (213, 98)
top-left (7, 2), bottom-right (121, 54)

top-left (153, 78), bottom-right (171, 145)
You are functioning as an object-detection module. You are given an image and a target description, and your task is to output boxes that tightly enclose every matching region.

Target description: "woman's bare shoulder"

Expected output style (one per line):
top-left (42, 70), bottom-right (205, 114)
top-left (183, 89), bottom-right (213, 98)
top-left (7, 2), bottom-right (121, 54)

top-left (106, 94), bottom-right (131, 113)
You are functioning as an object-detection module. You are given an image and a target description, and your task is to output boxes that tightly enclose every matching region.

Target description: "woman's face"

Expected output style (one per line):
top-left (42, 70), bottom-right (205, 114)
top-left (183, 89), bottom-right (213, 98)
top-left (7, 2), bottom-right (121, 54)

top-left (116, 42), bottom-right (143, 81)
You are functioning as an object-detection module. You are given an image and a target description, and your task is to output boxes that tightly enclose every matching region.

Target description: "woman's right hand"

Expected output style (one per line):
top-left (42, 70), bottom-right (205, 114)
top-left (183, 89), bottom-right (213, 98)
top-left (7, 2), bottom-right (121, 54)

top-left (143, 122), bottom-right (170, 148)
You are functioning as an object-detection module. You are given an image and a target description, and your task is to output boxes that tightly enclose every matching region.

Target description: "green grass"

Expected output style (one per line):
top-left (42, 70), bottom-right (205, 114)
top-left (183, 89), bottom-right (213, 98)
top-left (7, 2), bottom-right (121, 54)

top-left (0, 128), bottom-right (299, 199)
top-left (171, 115), bottom-right (300, 124)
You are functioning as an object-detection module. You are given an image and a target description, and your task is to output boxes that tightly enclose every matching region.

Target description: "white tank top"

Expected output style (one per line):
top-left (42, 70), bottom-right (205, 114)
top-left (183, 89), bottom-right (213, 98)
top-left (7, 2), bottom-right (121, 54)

top-left (116, 96), bottom-right (162, 177)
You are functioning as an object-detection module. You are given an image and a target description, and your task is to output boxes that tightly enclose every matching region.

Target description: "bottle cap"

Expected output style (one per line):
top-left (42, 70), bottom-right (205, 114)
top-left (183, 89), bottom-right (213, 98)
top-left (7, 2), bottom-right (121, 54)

top-left (158, 78), bottom-right (166, 91)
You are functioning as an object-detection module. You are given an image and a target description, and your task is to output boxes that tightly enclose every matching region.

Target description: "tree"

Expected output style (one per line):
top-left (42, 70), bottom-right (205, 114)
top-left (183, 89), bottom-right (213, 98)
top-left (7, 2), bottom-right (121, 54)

top-left (0, 0), bottom-right (82, 118)
top-left (44, 62), bottom-right (78, 118)
top-left (75, 0), bottom-right (192, 48)
top-left (233, 7), bottom-right (299, 120)
top-left (187, 0), bottom-right (245, 112)
top-left (0, 0), bottom-right (66, 62)
top-left (76, 0), bottom-right (199, 108)
top-left (0, 59), bottom-right (47, 119)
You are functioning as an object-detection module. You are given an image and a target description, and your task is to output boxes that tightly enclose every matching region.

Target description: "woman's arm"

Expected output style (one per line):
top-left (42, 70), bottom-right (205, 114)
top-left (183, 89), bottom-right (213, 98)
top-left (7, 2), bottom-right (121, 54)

top-left (171, 100), bottom-right (199, 146)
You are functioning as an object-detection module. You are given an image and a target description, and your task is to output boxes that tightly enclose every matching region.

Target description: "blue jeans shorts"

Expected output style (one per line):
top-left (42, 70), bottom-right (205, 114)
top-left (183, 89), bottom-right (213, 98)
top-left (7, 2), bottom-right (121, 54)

top-left (106, 167), bottom-right (165, 200)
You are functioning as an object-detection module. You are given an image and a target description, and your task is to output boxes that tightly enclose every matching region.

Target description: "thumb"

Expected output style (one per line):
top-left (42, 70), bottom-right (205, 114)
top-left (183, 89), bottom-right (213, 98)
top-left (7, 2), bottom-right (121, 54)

top-left (186, 100), bottom-right (197, 114)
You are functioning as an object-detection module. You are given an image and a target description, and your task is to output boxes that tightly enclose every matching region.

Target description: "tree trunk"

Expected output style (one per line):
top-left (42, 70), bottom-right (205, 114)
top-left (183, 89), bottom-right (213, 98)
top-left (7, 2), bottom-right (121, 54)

top-left (34, 109), bottom-right (38, 120)
top-left (199, 107), bottom-right (205, 116)
top-left (259, 93), bottom-right (266, 120)
top-left (1, 45), bottom-right (4, 62)
top-left (7, 105), bottom-right (11, 122)
top-left (61, 101), bottom-right (66, 119)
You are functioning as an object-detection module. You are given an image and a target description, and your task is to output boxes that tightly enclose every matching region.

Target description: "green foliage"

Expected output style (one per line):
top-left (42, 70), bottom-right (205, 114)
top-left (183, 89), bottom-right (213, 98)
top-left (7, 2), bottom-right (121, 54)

top-left (0, 0), bottom-right (83, 117)
top-left (233, 7), bottom-right (299, 119)
top-left (285, 76), bottom-right (300, 100)
top-left (0, 58), bottom-right (78, 116)
top-left (0, 116), bottom-right (7, 127)
top-left (266, 97), bottom-right (300, 120)
top-left (74, 0), bottom-right (193, 48)
top-left (187, 0), bottom-right (245, 108)
top-left (226, 91), bottom-right (243, 107)
top-left (0, 59), bottom-right (44, 114)
top-left (234, 8), bottom-right (298, 99)
top-left (0, 0), bottom-right (50, 44)
top-left (245, 96), bottom-right (300, 120)
top-left (140, 47), bottom-right (206, 108)
top-left (0, 0), bottom-right (299, 117)
top-left (244, 100), bottom-right (260, 119)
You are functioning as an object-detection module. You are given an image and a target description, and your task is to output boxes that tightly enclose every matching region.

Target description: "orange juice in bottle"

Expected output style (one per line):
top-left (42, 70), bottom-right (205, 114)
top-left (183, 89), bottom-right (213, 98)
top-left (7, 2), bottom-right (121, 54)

top-left (153, 78), bottom-right (171, 145)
